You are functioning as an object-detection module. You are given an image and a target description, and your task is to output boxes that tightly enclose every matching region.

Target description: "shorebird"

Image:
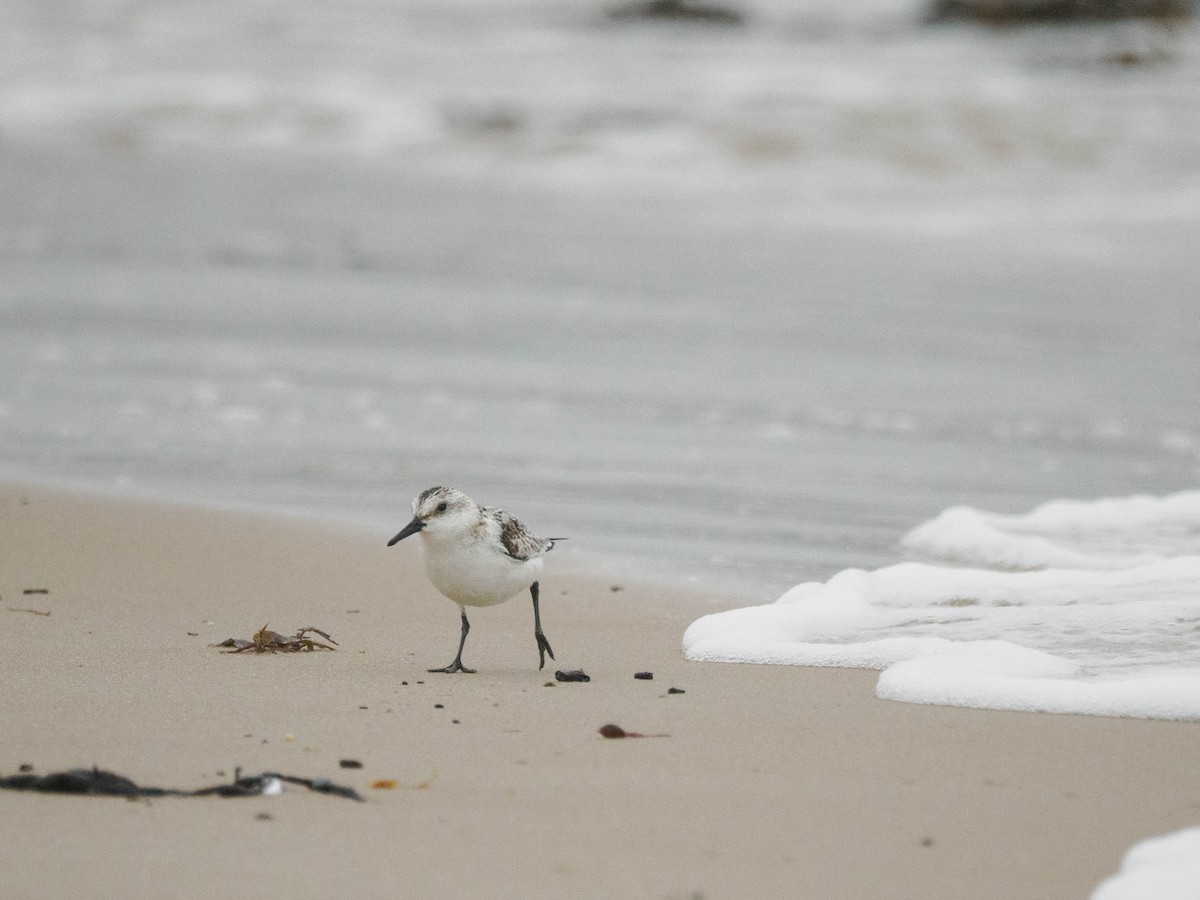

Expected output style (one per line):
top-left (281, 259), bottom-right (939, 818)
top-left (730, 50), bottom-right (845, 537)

top-left (387, 486), bottom-right (563, 673)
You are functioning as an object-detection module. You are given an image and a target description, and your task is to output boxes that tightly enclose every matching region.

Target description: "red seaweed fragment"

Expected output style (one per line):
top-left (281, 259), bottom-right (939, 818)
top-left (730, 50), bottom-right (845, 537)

top-left (598, 723), bottom-right (669, 739)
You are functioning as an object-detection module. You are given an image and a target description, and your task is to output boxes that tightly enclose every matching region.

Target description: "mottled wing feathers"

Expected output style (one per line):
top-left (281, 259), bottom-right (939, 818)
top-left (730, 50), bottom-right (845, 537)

top-left (493, 508), bottom-right (557, 560)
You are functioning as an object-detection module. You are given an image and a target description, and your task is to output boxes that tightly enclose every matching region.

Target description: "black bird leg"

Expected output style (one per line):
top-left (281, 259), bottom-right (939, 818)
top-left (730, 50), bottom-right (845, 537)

top-left (531, 581), bottom-right (555, 670)
top-left (428, 607), bottom-right (476, 674)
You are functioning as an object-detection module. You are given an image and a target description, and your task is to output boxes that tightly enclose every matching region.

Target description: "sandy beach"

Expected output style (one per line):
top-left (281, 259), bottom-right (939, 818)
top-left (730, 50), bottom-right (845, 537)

top-left (1, 482), bottom-right (1197, 899)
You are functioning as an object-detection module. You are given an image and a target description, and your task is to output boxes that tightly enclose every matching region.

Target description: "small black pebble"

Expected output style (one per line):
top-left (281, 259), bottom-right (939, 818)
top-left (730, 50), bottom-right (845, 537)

top-left (668, 687), bottom-right (685, 694)
top-left (434, 703), bottom-right (444, 709)
top-left (186, 632), bottom-right (199, 637)
top-left (256, 812), bottom-right (273, 821)
top-left (401, 681), bottom-right (408, 686)
top-left (634, 671), bottom-right (654, 680)
top-left (555, 669), bottom-right (591, 683)
top-left (339, 759), bottom-right (363, 769)
top-left (609, 585), bottom-right (623, 592)
top-left (18, 763), bottom-right (33, 773)
top-left (358, 705), bottom-right (368, 710)
top-left (452, 719), bottom-right (461, 724)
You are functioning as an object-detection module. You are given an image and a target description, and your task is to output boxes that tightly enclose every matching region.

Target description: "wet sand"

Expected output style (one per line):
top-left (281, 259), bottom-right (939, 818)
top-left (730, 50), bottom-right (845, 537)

top-left (2, 482), bottom-right (1198, 899)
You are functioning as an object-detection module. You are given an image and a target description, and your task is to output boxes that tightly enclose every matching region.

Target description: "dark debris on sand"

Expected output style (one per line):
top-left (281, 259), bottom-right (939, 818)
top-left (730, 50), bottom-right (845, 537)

top-left (0, 768), bottom-right (176, 798)
top-left (0, 766), bottom-right (364, 801)
top-left (212, 625), bottom-right (337, 653)
top-left (598, 723), bottom-right (670, 739)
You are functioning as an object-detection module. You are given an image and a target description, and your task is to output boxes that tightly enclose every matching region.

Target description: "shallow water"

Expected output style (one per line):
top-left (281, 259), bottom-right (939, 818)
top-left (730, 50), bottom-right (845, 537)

top-left (1, 1), bottom-right (1198, 600)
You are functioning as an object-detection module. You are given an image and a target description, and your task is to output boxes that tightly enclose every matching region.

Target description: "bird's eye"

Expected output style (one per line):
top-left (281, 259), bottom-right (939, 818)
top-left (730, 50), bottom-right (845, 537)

top-left (436, 502), bottom-right (448, 513)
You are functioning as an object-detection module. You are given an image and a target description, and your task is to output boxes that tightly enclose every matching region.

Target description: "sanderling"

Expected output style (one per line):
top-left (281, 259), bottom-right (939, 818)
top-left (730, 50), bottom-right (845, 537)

top-left (387, 486), bottom-right (563, 673)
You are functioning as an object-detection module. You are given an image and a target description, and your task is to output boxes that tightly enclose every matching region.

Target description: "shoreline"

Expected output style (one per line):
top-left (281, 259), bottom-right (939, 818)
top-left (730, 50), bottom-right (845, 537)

top-left (3, 482), bottom-right (1199, 899)
top-left (0, 469), bottom-right (772, 604)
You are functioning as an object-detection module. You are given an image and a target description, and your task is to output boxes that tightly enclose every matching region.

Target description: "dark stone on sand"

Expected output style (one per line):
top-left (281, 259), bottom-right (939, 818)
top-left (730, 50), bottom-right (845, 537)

top-left (597, 723), bottom-right (669, 739)
top-left (555, 668), bottom-right (591, 682)
top-left (339, 759), bottom-right (363, 769)
top-left (634, 671), bottom-right (654, 680)
top-left (668, 687), bottom-right (686, 694)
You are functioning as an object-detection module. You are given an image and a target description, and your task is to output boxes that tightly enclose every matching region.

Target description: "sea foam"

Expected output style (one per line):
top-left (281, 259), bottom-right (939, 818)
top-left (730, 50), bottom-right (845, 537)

top-left (683, 490), bottom-right (1200, 720)
top-left (1090, 828), bottom-right (1200, 900)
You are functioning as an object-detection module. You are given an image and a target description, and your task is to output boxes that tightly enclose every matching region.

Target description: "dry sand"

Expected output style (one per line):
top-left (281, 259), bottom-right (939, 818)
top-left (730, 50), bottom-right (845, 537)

top-left (2, 483), bottom-right (1198, 899)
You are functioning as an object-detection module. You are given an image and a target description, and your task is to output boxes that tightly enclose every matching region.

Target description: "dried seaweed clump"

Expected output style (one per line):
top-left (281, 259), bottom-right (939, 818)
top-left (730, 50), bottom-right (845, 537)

top-left (212, 625), bottom-right (337, 653)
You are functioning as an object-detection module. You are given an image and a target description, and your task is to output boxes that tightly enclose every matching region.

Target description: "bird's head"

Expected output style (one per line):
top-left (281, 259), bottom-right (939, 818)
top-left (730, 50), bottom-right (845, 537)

top-left (387, 486), bottom-right (476, 546)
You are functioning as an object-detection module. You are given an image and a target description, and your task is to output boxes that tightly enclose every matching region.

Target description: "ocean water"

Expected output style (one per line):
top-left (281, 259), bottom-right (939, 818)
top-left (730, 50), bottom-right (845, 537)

top-left (2, 0), bottom-right (1198, 623)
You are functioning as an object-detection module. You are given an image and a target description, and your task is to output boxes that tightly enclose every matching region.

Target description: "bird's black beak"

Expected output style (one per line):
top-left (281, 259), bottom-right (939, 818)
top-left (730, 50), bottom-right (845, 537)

top-left (387, 516), bottom-right (424, 546)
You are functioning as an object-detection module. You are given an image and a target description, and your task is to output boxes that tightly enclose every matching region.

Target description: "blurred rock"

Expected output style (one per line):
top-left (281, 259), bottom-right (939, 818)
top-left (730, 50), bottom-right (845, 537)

top-left (925, 0), bottom-right (1192, 24)
top-left (607, 0), bottom-right (745, 26)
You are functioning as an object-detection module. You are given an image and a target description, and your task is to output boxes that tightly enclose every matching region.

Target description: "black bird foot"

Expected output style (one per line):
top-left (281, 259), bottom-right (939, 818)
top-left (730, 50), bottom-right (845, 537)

top-left (428, 660), bottom-right (476, 674)
top-left (536, 632), bottom-right (555, 670)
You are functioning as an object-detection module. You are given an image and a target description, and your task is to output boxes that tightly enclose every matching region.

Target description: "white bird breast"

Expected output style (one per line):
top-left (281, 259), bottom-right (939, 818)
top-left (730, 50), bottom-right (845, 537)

top-left (419, 532), bottom-right (544, 607)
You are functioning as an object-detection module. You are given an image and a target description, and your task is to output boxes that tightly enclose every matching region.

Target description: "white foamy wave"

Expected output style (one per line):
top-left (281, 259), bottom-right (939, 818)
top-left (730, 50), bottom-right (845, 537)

top-left (4, 0), bottom-right (1200, 188)
top-left (0, 74), bottom-right (441, 156)
top-left (1090, 828), bottom-right (1200, 900)
top-left (683, 490), bottom-right (1200, 720)
top-left (902, 490), bottom-right (1200, 570)
top-left (878, 645), bottom-right (1200, 721)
